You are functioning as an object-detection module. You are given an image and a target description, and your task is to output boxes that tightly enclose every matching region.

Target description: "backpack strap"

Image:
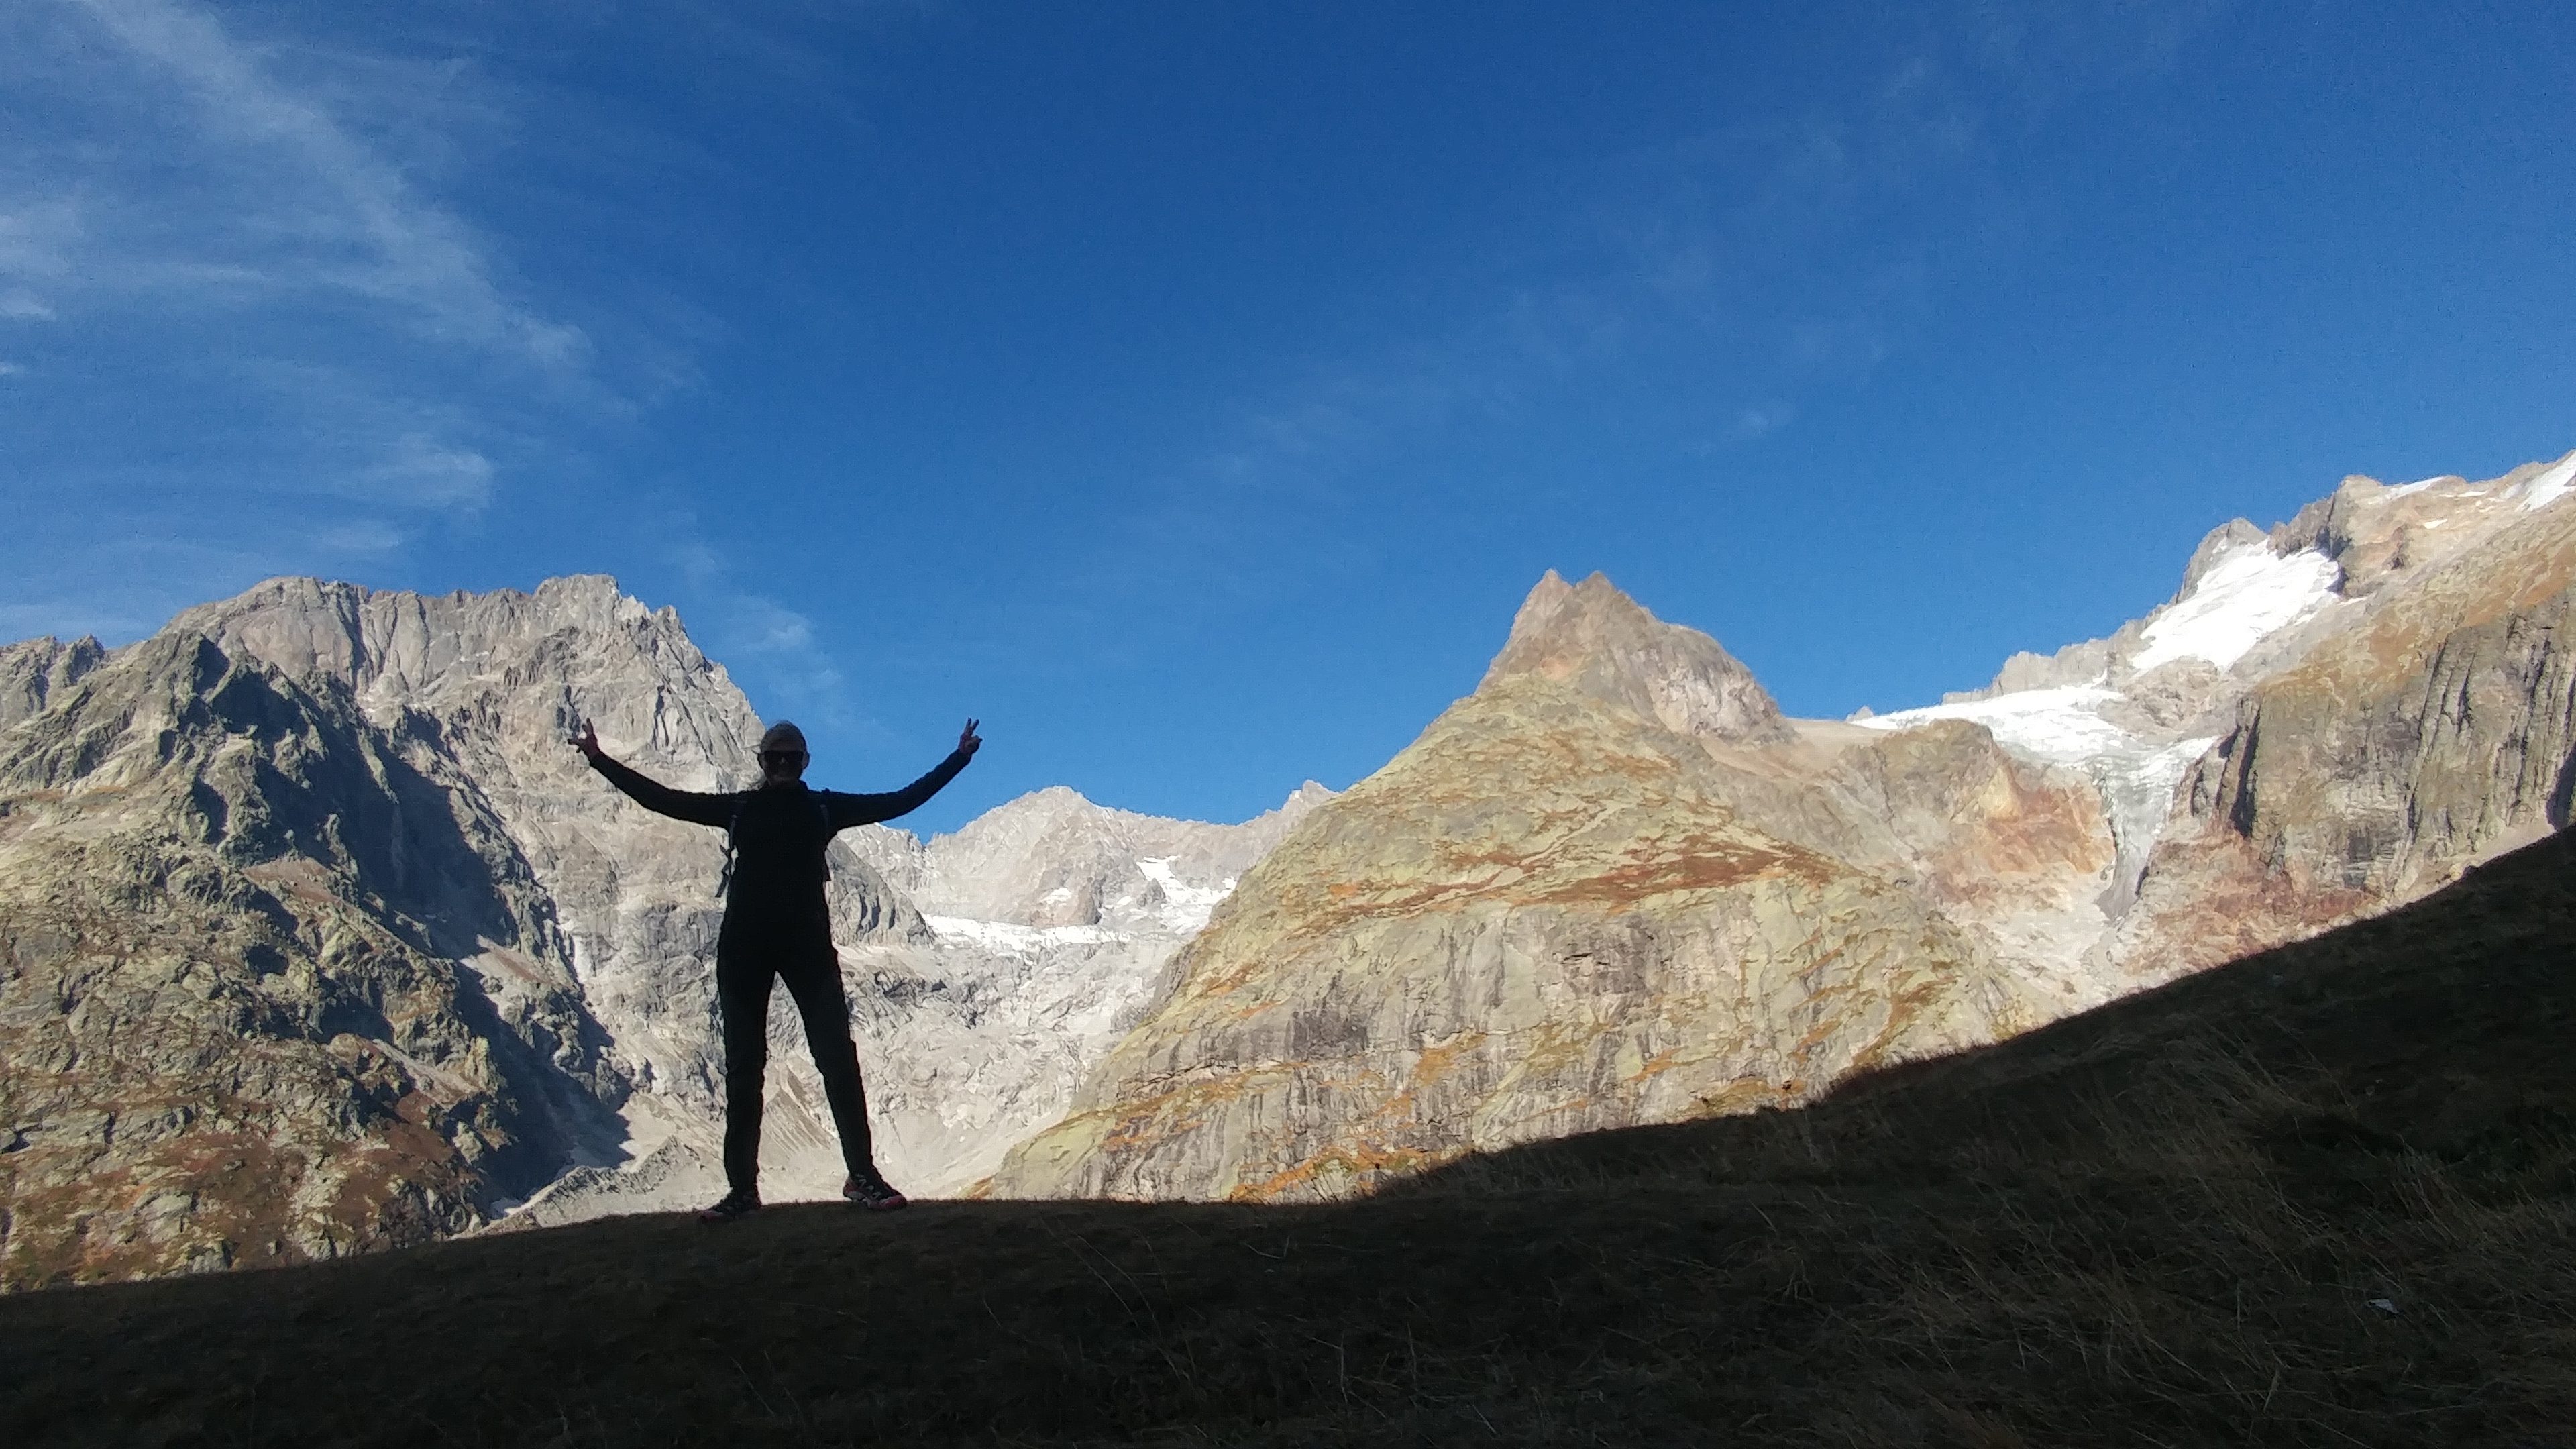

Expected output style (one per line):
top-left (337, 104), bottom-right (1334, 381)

top-left (816, 793), bottom-right (833, 883)
top-left (716, 798), bottom-right (745, 899)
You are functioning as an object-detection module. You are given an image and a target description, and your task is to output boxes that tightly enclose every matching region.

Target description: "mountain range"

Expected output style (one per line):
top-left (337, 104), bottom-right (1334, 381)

top-left (0, 576), bottom-right (1325, 1284)
top-left (988, 449), bottom-right (2576, 1199)
top-left (4, 447), bottom-right (2571, 1285)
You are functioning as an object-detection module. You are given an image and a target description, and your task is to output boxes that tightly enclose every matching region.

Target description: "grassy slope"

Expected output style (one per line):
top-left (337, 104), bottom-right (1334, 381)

top-left (7, 833), bottom-right (2576, 1447)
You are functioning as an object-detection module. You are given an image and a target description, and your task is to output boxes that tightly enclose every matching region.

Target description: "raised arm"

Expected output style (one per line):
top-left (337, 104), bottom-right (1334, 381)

top-left (571, 720), bottom-right (739, 828)
top-left (824, 718), bottom-right (982, 829)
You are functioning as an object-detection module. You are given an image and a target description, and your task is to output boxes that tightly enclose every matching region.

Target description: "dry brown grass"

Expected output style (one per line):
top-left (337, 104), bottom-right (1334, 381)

top-left (7, 830), bottom-right (2576, 1446)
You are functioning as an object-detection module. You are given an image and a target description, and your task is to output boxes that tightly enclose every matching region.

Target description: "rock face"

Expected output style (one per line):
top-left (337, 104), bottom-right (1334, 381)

top-left (0, 637), bottom-right (105, 731)
top-left (0, 576), bottom-right (1324, 1285)
top-left (992, 450), bottom-right (2576, 1203)
top-left (1843, 453), bottom-right (2576, 989)
top-left (2115, 456), bottom-right (2576, 977)
top-left (0, 585), bottom-right (650, 1285)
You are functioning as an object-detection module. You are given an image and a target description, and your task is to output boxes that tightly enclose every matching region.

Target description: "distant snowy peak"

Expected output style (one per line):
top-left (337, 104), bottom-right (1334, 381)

top-left (1855, 445), bottom-right (2576, 898)
top-left (2414, 450), bottom-right (2576, 513)
top-left (1866, 451), bottom-right (2576, 734)
top-left (1923, 447), bottom-right (2576, 721)
top-left (852, 778), bottom-right (1334, 936)
top-left (2271, 448), bottom-right (2576, 590)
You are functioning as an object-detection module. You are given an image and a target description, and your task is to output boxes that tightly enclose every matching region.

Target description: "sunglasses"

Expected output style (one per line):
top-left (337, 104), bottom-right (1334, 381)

top-left (759, 750), bottom-right (808, 767)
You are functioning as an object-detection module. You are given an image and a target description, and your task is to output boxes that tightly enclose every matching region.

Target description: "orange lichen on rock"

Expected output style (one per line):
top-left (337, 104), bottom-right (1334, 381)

top-left (1225, 1142), bottom-right (1465, 1203)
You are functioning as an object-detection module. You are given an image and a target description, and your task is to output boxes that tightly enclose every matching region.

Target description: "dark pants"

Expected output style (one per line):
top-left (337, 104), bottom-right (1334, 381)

top-left (716, 924), bottom-right (877, 1196)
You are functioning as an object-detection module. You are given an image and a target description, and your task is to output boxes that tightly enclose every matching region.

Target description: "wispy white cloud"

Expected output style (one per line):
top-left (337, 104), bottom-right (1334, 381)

top-left (0, 202), bottom-right (78, 288)
top-left (733, 598), bottom-right (820, 656)
top-left (1731, 406), bottom-right (1794, 442)
top-left (0, 0), bottom-right (625, 639)
top-left (35, 0), bottom-right (584, 366)
top-left (1135, 86), bottom-right (1976, 518)
top-left (662, 534), bottom-right (861, 733)
top-left (0, 491), bottom-right (443, 647)
top-left (673, 543), bottom-right (727, 590)
top-left (363, 432), bottom-right (494, 509)
top-left (311, 519), bottom-right (405, 555)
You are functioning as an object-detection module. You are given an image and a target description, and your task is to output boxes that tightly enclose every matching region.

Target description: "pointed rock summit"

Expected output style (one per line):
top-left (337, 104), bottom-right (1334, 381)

top-left (989, 577), bottom-right (2045, 1204)
top-left (1481, 571), bottom-right (1795, 746)
top-left (0, 635), bottom-right (105, 731)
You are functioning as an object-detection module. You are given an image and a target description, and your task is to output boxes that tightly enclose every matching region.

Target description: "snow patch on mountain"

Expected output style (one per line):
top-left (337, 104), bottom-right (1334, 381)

top-left (2519, 453), bottom-right (2576, 512)
top-left (2131, 543), bottom-right (2339, 674)
top-left (1854, 686), bottom-right (2214, 910)
top-left (922, 916), bottom-right (1120, 950)
top-left (1858, 686), bottom-right (2129, 765)
top-left (1138, 856), bottom-right (1236, 934)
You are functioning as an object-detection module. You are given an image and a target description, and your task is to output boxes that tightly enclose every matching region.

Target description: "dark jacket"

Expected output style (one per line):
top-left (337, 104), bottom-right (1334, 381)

top-left (588, 749), bottom-right (971, 937)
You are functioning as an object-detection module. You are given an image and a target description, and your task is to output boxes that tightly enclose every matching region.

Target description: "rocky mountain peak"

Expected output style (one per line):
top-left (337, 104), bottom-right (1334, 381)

top-left (1480, 570), bottom-right (1794, 745)
top-left (156, 574), bottom-right (710, 714)
top-left (0, 633), bottom-right (106, 731)
top-left (2174, 519), bottom-right (2275, 597)
top-left (1279, 780), bottom-right (1334, 813)
top-left (2262, 451), bottom-right (2576, 598)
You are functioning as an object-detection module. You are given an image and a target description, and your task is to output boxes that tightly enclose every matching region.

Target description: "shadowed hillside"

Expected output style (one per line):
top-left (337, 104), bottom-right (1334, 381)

top-left (5, 827), bottom-right (2575, 1446)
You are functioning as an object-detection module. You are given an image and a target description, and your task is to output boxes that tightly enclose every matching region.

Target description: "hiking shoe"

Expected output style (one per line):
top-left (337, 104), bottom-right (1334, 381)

top-left (696, 1189), bottom-right (761, 1224)
top-left (842, 1173), bottom-right (908, 1212)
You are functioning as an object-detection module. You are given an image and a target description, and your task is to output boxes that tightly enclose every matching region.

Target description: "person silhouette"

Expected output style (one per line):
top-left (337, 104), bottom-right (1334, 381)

top-left (572, 715), bottom-right (981, 1221)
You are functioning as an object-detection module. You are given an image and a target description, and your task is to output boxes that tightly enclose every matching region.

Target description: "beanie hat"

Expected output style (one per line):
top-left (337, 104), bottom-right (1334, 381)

top-left (758, 720), bottom-right (808, 755)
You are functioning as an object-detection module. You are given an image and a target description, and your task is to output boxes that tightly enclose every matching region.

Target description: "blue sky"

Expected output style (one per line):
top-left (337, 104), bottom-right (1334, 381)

top-left (3, 1), bottom-right (2571, 835)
